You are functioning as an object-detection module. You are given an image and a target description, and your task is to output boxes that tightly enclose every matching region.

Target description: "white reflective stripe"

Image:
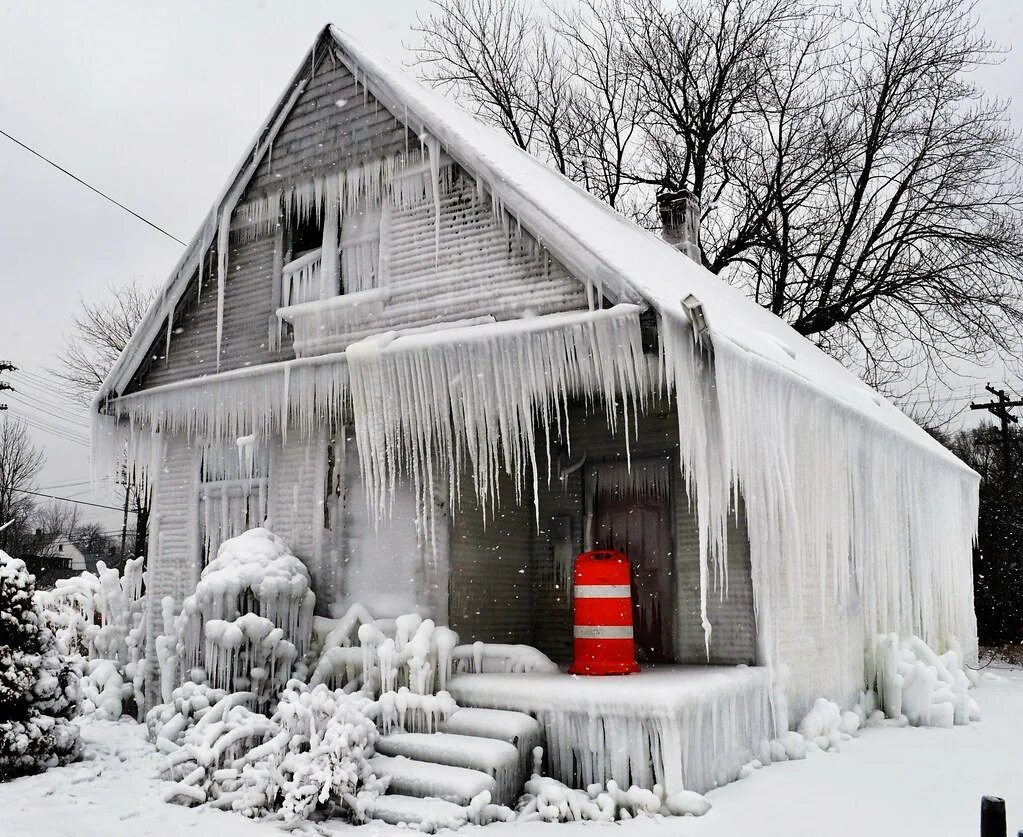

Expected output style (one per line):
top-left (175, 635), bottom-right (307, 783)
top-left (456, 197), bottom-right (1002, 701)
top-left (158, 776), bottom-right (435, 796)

top-left (574, 625), bottom-right (634, 639)
top-left (574, 585), bottom-right (631, 598)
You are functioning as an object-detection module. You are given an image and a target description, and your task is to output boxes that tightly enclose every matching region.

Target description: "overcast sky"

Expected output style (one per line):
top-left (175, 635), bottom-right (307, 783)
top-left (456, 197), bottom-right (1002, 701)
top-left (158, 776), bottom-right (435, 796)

top-left (1, 0), bottom-right (1022, 530)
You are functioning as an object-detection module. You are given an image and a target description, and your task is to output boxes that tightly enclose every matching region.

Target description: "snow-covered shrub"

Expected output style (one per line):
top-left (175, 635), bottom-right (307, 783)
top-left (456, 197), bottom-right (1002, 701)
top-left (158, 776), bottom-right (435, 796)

top-left (871, 634), bottom-right (980, 727)
top-left (795, 697), bottom-right (862, 752)
top-left (37, 557), bottom-right (148, 720)
top-left (145, 681), bottom-right (229, 743)
top-left (158, 682), bottom-right (385, 824)
top-left (159, 528), bottom-right (314, 712)
top-left (357, 613), bottom-right (459, 696)
top-left (0, 551), bottom-right (80, 780)
top-left (79, 659), bottom-right (134, 721)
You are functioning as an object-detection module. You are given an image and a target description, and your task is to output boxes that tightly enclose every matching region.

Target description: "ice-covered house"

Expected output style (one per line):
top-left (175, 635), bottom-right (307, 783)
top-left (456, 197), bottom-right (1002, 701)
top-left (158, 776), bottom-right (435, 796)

top-left (92, 26), bottom-right (978, 794)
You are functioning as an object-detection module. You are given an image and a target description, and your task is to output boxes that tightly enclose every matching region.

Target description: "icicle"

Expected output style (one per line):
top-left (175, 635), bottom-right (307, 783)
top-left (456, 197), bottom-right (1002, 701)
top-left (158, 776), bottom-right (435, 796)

top-left (347, 305), bottom-right (646, 541)
top-left (215, 187), bottom-right (243, 372)
top-left (164, 305), bottom-right (174, 363)
top-left (423, 133), bottom-right (442, 265)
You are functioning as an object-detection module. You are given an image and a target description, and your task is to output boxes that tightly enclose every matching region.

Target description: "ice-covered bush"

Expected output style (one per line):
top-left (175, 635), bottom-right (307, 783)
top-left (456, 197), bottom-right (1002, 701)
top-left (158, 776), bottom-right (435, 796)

top-left (38, 557), bottom-right (148, 720)
top-left (158, 528), bottom-right (314, 712)
top-left (0, 551), bottom-right (80, 780)
top-left (871, 634), bottom-right (980, 728)
top-left (156, 682), bottom-right (386, 823)
top-left (517, 749), bottom-right (710, 822)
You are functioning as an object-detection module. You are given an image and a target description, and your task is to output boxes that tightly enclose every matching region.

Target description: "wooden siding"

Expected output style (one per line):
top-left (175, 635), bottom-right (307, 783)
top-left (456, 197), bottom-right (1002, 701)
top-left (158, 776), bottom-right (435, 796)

top-left (135, 232), bottom-right (288, 389)
top-left (246, 58), bottom-right (414, 196)
top-left (448, 471), bottom-right (534, 645)
top-left (127, 51), bottom-right (586, 394)
top-left (294, 176), bottom-right (586, 353)
top-left (144, 434), bottom-right (199, 706)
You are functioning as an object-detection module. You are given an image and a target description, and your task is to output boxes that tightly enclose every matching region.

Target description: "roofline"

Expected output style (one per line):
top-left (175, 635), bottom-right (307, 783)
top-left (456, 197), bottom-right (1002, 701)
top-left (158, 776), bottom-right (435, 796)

top-left (95, 25), bottom-right (334, 406)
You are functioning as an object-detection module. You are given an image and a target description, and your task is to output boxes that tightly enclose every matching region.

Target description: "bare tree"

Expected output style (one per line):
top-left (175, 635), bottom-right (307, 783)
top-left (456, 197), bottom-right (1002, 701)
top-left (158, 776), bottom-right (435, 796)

top-left (416, 0), bottom-right (1023, 389)
top-left (51, 278), bottom-right (156, 405)
top-left (0, 416), bottom-right (44, 555)
top-left (28, 501), bottom-right (83, 558)
top-left (50, 278), bottom-right (155, 558)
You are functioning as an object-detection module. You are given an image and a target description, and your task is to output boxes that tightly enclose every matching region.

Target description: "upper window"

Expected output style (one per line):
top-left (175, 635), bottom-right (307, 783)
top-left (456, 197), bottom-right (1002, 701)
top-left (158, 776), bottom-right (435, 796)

top-left (280, 198), bottom-right (382, 307)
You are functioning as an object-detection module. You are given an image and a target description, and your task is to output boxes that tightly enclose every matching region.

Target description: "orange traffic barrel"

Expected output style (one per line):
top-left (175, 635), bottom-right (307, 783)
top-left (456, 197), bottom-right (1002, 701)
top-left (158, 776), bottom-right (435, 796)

top-left (568, 550), bottom-right (640, 675)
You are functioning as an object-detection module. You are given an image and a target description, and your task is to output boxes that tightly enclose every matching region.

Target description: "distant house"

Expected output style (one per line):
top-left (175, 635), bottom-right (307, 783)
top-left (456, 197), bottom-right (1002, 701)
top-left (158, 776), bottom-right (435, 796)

top-left (21, 537), bottom-right (86, 590)
top-left (90, 26), bottom-right (978, 793)
top-left (45, 537), bottom-right (87, 572)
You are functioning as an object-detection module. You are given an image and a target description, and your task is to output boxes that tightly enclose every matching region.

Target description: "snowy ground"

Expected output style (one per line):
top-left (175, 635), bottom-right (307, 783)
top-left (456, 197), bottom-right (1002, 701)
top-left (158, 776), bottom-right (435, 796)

top-left (3, 665), bottom-right (1021, 837)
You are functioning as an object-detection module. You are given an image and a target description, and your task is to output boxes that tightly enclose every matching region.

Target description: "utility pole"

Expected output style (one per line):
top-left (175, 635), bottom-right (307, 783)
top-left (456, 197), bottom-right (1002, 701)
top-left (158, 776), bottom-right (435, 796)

top-left (0, 361), bottom-right (14, 411)
top-left (970, 384), bottom-right (1023, 479)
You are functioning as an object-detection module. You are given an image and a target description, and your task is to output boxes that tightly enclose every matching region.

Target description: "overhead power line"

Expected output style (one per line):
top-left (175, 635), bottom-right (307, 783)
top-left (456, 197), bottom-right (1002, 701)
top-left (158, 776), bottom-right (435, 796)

top-left (0, 127), bottom-right (186, 246)
top-left (12, 488), bottom-right (136, 514)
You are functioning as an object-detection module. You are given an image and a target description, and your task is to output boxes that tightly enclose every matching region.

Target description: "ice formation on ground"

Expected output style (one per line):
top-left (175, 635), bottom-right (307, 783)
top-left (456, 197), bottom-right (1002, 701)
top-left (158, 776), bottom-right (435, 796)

top-left (158, 528), bottom-right (314, 711)
top-left (516, 748), bottom-right (710, 823)
top-left (870, 634), bottom-right (980, 727)
top-left (39, 557), bottom-right (148, 720)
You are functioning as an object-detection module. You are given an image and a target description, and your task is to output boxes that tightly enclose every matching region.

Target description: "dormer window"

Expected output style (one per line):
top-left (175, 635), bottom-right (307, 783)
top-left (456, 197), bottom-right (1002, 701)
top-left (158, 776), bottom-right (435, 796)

top-left (280, 197), bottom-right (382, 307)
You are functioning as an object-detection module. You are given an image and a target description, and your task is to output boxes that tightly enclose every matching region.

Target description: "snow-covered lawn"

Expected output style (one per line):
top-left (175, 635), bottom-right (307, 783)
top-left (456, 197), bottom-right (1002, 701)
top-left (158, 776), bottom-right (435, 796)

top-left (3, 664), bottom-right (1020, 837)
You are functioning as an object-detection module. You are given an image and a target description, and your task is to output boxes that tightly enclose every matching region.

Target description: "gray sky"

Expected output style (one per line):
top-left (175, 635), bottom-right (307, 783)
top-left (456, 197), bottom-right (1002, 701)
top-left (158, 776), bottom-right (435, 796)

top-left (1, 0), bottom-right (1021, 530)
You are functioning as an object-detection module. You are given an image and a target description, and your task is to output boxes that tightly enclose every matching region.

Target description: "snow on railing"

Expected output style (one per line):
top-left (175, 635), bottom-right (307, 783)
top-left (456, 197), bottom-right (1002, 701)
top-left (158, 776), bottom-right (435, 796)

top-left (281, 234), bottom-right (381, 307)
top-left (281, 247), bottom-right (323, 307)
top-left (451, 642), bottom-right (559, 676)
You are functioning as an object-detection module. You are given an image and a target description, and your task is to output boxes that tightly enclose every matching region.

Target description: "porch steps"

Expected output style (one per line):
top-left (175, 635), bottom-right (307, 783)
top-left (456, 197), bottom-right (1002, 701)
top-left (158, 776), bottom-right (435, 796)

top-left (440, 707), bottom-right (542, 781)
top-left (376, 732), bottom-right (519, 805)
top-left (367, 707), bottom-right (542, 825)
top-left (363, 793), bottom-right (468, 830)
top-left (369, 754), bottom-right (496, 805)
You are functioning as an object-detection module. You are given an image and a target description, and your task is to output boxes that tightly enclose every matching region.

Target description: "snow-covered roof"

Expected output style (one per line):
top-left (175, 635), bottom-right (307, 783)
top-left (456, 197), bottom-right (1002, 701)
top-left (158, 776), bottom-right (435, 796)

top-left (326, 28), bottom-right (969, 474)
top-left (98, 25), bottom-right (966, 475)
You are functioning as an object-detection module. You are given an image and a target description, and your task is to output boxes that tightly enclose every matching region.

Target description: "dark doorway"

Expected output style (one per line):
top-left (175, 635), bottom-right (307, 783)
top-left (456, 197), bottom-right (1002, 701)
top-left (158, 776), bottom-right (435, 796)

top-left (588, 458), bottom-right (674, 663)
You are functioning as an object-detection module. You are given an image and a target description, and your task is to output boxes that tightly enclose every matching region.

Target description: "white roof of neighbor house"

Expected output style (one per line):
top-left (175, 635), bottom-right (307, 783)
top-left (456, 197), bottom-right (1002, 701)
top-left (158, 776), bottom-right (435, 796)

top-left (98, 24), bottom-right (968, 474)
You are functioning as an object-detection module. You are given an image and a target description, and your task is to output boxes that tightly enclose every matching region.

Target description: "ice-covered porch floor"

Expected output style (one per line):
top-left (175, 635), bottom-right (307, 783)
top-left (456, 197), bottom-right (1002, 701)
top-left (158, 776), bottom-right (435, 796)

top-left (447, 665), bottom-right (775, 795)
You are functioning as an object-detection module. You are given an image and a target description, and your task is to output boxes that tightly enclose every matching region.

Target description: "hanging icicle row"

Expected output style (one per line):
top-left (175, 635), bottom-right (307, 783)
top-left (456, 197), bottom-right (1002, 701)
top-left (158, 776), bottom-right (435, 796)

top-left (346, 305), bottom-right (648, 544)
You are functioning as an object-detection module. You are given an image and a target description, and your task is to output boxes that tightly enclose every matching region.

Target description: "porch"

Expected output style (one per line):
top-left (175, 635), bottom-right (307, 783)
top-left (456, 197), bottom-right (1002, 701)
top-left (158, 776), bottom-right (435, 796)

top-left (447, 664), bottom-right (775, 795)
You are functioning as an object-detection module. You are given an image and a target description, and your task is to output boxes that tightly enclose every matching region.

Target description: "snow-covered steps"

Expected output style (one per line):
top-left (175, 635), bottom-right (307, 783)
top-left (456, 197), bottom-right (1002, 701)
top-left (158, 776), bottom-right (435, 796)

top-left (440, 706), bottom-right (541, 782)
top-left (376, 732), bottom-right (519, 805)
top-left (363, 794), bottom-right (469, 831)
top-left (369, 754), bottom-right (495, 805)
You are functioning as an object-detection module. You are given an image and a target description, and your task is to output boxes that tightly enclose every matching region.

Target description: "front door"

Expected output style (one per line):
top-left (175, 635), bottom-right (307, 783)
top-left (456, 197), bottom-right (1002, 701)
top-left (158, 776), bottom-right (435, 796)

top-left (588, 458), bottom-right (674, 663)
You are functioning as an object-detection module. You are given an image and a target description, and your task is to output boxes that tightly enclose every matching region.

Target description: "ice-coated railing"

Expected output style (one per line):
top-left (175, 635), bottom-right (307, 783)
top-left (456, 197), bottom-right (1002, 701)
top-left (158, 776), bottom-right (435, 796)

top-left (281, 233), bottom-right (380, 307)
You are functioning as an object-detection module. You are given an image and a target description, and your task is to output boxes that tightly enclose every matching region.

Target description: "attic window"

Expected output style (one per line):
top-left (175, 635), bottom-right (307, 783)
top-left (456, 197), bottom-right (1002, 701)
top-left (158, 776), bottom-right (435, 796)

top-left (280, 197), bottom-right (382, 307)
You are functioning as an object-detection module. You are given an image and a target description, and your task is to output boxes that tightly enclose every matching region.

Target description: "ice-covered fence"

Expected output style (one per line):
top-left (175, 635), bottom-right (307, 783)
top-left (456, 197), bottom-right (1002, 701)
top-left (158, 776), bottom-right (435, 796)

top-left (159, 528), bottom-right (314, 712)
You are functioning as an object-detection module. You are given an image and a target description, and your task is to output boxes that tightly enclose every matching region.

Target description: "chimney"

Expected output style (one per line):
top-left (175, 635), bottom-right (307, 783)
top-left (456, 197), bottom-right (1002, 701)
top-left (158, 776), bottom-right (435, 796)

top-left (657, 189), bottom-right (701, 263)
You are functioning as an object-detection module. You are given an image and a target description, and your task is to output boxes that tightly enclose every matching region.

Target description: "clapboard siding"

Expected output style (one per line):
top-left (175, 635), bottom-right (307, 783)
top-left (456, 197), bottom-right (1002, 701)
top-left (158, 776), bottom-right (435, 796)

top-left (246, 58), bottom-right (414, 196)
top-left (144, 434), bottom-right (199, 705)
top-left (268, 430), bottom-right (332, 613)
top-left (128, 50), bottom-right (585, 393)
top-left (138, 233), bottom-right (287, 388)
top-left (293, 179), bottom-right (587, 353)
top-left (448, 471), bottom-right (534, 645)
top-left (529, 401), bottom-right (758, 665)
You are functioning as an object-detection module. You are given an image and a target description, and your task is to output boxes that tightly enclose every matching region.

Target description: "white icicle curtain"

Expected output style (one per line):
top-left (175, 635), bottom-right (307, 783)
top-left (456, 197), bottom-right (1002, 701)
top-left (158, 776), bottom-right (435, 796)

top-left (95, 296), bottom-right (979, 694)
